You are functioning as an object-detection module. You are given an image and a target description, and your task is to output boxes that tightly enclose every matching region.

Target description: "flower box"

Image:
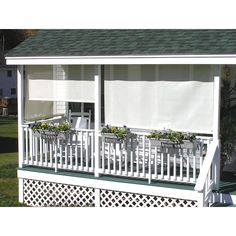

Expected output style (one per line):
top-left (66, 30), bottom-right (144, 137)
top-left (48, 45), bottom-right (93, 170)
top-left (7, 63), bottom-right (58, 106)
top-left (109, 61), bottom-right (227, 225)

top-left (31, 121), bottom-right (71, 142)
top-left (102, 133), bottom-right (136, 143)
top-left (32, 129), bottom-right (70, 141)
top-left (149, 138), bottom-right (199, 149)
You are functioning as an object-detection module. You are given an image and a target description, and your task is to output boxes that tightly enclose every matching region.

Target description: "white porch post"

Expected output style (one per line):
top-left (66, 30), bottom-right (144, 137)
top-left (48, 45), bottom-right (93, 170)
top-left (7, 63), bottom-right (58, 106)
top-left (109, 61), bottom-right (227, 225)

top-left (17, 65), bottom-right (24, 203)
top-left (212, 65), bottom-right (221, 190)
top-left (17, 65), bottom-right (24, 168)
top-left (94, 65), bottom-right (101, 177)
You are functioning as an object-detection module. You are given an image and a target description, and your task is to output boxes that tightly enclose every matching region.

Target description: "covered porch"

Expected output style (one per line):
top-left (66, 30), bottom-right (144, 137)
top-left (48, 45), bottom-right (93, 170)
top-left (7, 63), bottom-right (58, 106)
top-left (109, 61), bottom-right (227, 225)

top-left (15, 63), bottom-right (220, 192)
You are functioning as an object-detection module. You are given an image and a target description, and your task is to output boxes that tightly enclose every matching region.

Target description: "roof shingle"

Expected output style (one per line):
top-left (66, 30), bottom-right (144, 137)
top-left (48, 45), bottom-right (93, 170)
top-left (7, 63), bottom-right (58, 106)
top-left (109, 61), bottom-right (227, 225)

top-left (5, 29), bottom-right (236, 57)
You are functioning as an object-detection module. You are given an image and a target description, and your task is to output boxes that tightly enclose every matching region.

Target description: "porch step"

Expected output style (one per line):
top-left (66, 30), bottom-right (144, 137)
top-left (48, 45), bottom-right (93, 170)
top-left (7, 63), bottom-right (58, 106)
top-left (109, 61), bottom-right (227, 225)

top-left (210, 203), bottom-right (235, 207)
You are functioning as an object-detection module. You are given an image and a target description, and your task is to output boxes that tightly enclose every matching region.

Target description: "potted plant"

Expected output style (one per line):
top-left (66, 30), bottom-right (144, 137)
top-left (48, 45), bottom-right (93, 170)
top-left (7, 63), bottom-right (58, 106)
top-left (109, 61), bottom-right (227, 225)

top-left (146, 129), bottom-right (197, 149)
top-left (31, 121), bottom-right (71, 141)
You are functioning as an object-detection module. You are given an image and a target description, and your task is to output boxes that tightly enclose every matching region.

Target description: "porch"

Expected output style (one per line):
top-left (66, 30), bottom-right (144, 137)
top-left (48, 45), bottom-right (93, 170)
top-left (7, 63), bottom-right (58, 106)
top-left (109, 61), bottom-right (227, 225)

top-left (14, 62), bottom-right (221, 207)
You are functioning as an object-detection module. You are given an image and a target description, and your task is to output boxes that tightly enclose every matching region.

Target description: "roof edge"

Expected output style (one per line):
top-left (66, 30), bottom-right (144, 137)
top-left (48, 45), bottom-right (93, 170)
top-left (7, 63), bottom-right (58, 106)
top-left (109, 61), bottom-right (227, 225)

top-left (6, 54), bottom-right (236, 65)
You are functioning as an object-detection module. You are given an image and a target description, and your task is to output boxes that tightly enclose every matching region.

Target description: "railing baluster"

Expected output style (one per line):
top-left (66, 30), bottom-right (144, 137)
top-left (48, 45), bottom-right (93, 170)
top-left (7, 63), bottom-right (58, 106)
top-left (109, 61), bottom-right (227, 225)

top-left (119, 143), bottom-right (122, 175)
top-left (102, 137), bottom-right (105, 173)
top-left (193, 154), bottom-right (196, 182)
top-left (75, 131), bottom-right (78, 170)
top-left (30, 129), bottom-right (33, 165)
top-left (35, 137), bottom-right (38, 165)
top-left (167, 153), bottom-right (170, 180)
top-left (187, 152), bottom-right (190, 182)
top-left (108, 141), bottom-right (111, 174)
top-left (42, 139), bottom-right (45, 165)
top-left (91, 131), bottom-right (94, 171)
top-left (50, 141), bottom-right (53, 167)
top-left (60, 141), bottom-right (63, 169)
top-left (180, 152), bottom-right (183, 181)
top-left (142, 136), bottom-right (145, 177)
top-left (173, 153), bottom-right (177, 180)
top-left (85, 131), bottom-right (89, 171)
top-left (136, 145), bottom-right (139, 177)
top-left (65, 142), bottom-right (68, 169)
top-left (130, 142), bottom-right (134, 176)
top-left (80, 131), bottom-right (83, 170)
top-left (45, 141), bottom-right (48, 167)
top-left (154, 147), bottom-right (157, 178)
top-left (161, 152), bottom-right (164, 179)
top-left (70, 143), bottom-right (73, 170)
top-left (148, 140), bottom-right (151, 183)
top-left (54, 140), bottom-right (57, 173)
top-left (113, 143), bottom-right (116, 174)
top-left (125, 147), bottom-right (128, 176)
top-left (25, 127), bottom-right (29, 165)
top-left (39, 136), bottom-right (43, 166)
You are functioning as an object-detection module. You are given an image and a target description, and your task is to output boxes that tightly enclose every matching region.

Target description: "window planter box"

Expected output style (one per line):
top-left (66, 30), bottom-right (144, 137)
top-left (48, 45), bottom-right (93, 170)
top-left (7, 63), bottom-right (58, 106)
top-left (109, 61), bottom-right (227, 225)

top-left (101, 133), bottom-right (137, 149)
top-left (149, 138), bottom-right (199, 149)
top-left (32, 129), bottom-right (70, 141)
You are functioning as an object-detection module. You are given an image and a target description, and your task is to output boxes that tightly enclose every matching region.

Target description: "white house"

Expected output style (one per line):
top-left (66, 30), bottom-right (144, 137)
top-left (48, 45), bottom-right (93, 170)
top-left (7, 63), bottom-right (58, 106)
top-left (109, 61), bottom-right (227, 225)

top-left (5, 29), bottom-right (236, 207)
top-left (0, 50), bottom-right (17, 99)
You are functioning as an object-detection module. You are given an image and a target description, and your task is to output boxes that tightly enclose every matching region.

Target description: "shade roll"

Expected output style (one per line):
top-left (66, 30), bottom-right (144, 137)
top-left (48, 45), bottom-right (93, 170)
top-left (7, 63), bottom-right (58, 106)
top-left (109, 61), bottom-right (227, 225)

top-left (104, 65), bottom-right (214, 134)
top-left (25, 65), bottom-right (53, 121)
top-left (27, 65), bottom-right (95, 103)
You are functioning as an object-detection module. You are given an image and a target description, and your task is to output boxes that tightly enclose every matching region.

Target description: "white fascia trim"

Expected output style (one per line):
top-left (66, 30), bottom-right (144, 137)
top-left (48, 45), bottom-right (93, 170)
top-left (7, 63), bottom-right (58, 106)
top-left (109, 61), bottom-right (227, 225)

top-left (6, 54), bottom-right (236, 65)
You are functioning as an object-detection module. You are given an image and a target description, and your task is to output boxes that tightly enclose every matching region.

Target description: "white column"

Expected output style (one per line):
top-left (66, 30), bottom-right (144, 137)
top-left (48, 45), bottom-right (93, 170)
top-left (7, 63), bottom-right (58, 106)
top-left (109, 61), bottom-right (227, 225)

top-left (212, 65), bottom-right (221, 190)
top-left (17, 65), bottom-right (24, 168)
top-left (94, 65), bottom-right (101, 177)
top-left (18, 178), bottom-right (24, 203)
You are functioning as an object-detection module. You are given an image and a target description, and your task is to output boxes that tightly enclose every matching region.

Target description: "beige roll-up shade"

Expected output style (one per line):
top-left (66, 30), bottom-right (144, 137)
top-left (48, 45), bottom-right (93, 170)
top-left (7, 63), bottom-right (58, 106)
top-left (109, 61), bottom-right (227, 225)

top-left (104, 65), bottom-right (214, 134)
top-left (27, 65), bottom-right (95, 103)
top-left (25, 65), bottom-right (54, 121)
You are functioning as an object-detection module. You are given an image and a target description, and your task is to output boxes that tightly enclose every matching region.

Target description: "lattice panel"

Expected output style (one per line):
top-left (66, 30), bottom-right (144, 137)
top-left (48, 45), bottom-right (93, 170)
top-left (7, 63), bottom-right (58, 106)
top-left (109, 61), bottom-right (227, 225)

top-left (100, 189), bottom-right (197, 207)
top-left (23, 179), bottom-right (95, 207)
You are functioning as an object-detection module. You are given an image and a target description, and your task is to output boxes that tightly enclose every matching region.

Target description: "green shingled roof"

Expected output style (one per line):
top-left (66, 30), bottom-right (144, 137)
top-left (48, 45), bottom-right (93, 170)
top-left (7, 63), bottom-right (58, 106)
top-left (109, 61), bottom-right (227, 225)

top-left (5, 29), bottom-right (236, 57)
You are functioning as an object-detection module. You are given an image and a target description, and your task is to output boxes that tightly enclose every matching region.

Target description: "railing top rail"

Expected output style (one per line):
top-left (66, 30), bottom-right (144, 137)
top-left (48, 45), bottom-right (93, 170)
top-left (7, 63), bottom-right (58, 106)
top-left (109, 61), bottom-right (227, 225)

top-left (194, 140), bottom-right (218, 192)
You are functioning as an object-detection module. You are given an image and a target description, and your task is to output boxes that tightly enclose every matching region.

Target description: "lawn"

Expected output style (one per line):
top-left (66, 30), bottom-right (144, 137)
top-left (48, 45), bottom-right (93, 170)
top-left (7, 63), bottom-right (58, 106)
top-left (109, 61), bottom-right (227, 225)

top-left (0, 117), bottom-right (24, 206)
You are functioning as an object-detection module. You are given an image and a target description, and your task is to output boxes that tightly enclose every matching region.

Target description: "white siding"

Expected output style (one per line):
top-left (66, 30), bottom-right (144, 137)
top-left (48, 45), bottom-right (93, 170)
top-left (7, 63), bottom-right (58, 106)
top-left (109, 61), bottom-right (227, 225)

top-left (0, 66), bottom-right (17, 98)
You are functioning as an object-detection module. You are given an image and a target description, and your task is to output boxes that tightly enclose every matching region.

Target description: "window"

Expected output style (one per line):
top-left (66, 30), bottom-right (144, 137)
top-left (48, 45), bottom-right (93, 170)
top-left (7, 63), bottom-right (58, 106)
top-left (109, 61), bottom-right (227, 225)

top-left (0, 88), bottom-right (3, 96)
top-left (7, 70), bottom-right (12, 77)
top-left (11, 88), bottom-right (16, 95)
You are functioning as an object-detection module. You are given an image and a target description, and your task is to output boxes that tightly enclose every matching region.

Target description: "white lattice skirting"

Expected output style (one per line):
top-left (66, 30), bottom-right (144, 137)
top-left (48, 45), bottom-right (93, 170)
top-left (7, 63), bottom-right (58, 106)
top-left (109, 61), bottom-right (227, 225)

top-left (23, 179), bottom-right (197, 207)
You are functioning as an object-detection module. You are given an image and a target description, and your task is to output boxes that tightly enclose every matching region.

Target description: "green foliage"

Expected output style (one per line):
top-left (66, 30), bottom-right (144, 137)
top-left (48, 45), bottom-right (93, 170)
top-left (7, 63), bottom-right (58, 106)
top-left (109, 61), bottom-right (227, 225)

top-left (0, 118), bottom-right (22, 206)
top-left (147, 129), bottom-right (196, 143)
top-left (101, 125), bottom-right (130, 140)
top-left (32, 121), bottom-right (71, 133)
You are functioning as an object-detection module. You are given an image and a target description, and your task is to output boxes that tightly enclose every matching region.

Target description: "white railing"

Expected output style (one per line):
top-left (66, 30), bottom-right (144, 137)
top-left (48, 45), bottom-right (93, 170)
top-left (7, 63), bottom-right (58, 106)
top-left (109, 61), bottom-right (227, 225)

top-left (23, 125), bottom-right (95, 173)
top-left (99, 134), bottom-right (208, 184)
top-left (194, 141), bottom-right (219, 206)
top-left (22, 126), bottom-right (210, 185)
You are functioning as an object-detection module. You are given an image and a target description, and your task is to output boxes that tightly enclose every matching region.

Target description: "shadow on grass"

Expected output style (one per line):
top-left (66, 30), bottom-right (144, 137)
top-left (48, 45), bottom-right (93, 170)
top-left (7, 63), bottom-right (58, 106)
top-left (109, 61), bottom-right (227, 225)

top-left (0, 137), bottom-right (18, 153)
top-left (0, 117), bottom-right (17, 126)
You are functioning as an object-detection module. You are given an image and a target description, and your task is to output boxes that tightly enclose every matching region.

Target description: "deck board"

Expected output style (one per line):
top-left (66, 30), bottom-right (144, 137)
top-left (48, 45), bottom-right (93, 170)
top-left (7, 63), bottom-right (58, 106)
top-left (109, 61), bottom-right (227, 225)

top-left (19, 165), bottom-right (195, 191)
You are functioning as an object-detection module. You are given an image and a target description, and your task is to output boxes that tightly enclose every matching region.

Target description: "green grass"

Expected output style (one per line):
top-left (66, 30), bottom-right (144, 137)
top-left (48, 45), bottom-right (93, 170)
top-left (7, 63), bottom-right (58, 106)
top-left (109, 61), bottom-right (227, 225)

top-left (0, 117), bottom-right (25, 206)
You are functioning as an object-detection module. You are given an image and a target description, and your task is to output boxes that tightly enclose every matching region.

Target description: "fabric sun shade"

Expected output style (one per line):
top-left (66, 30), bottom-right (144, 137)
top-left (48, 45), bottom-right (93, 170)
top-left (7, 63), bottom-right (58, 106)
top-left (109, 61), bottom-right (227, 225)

top-left (26, 65), bottom-right (95, 103)
top-left (104, 65), bottom-right (214, 134)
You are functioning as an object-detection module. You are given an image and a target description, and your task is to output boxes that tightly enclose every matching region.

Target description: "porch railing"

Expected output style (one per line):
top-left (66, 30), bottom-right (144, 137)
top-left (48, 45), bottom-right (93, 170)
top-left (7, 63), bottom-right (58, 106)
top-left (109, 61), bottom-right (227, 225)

top-left (100, 134), bottom-right (209, 184)
top-left (22, 125), bottom-right (210, 185)
top-left (194, 140), bottom-right (219, 206)
top-left (23, 125), bottom-right (95, 173)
